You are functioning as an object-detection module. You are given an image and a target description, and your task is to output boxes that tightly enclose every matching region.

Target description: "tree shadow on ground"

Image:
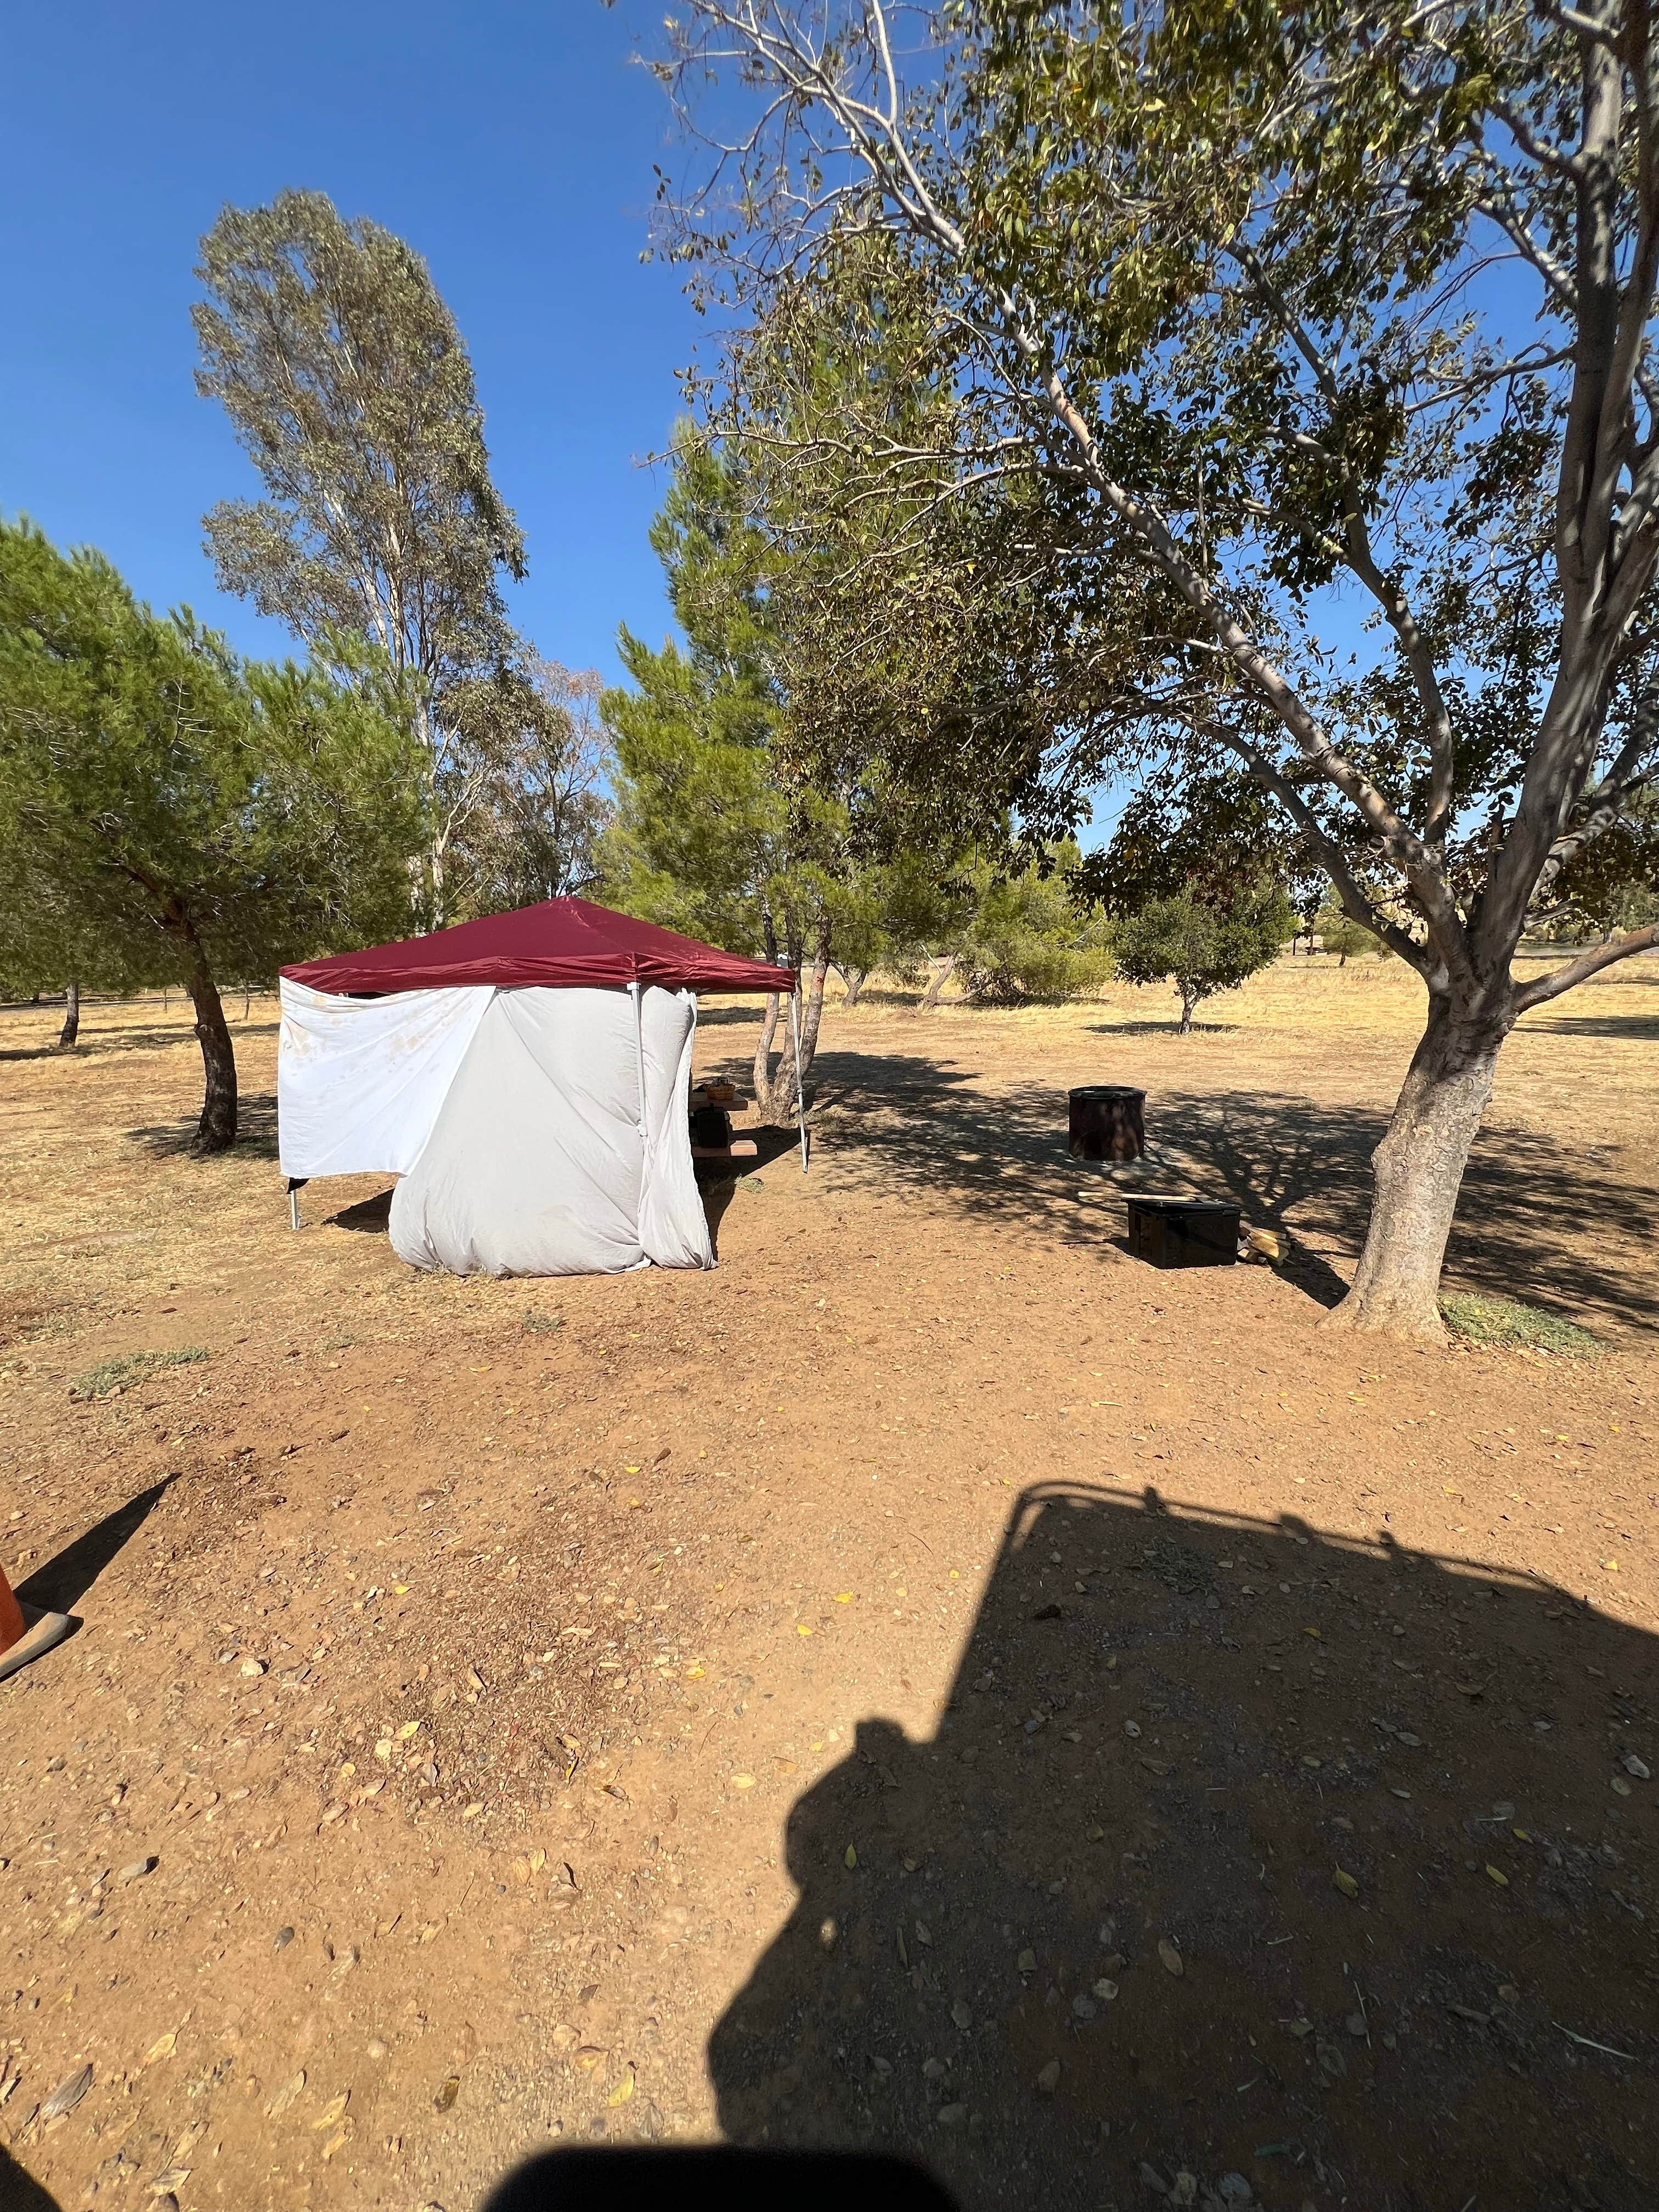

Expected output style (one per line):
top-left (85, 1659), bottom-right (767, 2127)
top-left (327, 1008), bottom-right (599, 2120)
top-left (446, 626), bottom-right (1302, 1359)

top-left (710, 1483), bottom-right (1657, 2212)
top-left (697, 1131), bottom-right (805, 1260)
top-left (125, 1092), bottom-right (279, 1163)
top-left (1084, 1017), bottom-right (1244, 1038)
top-left (1521, 1012), bottom-right (1659, 1042)
top-left (797, 1049), bottom-right (1658, 1336)
top-left (13, 1477), bottom-right (174, 1615)
top-left (0, 1024), bottom-right (192, 1064)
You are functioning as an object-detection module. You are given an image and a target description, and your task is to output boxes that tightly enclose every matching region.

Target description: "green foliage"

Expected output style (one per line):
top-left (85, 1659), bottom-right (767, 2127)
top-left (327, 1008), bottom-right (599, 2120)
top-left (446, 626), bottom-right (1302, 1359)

top-left (651, 0), bottom-right (1659, 1323)
top-left (600, 435), bottom-right (954, 973)
top-left (1110, 883), bottom-right (1293, 1030)
top-left (1547, 789), bottom-right (1659, 936)
top-left (1438, 1294), bottom-right (1600, 1358)
top-left (662, 1), bottom-right (1659, 977)
top-left (194, 188), bottom-right (527, 919)
top-left (599, 438), bottom-right (787, 947)
top-left (1318, 907), bottom-right (1390, 963)
top-left (445, 659), bottom-right (613, 915)
top-left (194, 188), bottom-right (522, 685)
top-left (0, 516), bottom-right (428, 1143)
top-left (952, 848), bottom-right (1113, 1005)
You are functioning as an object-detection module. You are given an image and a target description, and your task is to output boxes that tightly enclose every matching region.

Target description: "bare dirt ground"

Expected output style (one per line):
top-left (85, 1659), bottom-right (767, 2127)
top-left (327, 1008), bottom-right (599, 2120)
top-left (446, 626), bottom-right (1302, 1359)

top-left (1, 956), bottom-right (1656, 2212)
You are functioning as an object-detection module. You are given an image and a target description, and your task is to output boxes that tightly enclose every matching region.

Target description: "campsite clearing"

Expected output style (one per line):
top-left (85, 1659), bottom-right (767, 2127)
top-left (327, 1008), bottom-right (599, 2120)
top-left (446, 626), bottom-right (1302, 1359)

top-left (2, 956), bottom-right (1657, 2212)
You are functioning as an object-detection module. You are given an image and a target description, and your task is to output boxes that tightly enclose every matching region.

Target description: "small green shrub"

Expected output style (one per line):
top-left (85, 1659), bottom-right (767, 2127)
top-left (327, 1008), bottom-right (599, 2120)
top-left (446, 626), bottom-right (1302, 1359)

top-left (1440, 1294), bottom-right (1600, 1357)
top-left (71, 1346), bottom-right (209, 1401)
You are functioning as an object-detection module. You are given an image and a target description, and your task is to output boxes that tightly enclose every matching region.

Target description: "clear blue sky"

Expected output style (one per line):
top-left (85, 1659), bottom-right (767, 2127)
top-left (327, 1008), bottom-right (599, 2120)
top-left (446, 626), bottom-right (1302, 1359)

top-left (1, 2), bottom-right (697, 685)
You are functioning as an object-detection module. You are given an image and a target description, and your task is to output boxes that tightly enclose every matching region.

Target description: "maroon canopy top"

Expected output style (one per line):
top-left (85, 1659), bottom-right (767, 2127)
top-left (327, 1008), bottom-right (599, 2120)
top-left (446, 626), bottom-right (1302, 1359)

top-left (282, 898), bottom-right (798, 998)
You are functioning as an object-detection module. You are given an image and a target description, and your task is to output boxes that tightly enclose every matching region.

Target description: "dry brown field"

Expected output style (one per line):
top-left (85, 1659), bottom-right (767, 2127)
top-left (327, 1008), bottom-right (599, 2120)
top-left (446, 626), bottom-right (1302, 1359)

top-left (1, 953), bottom-right (1656, 2212)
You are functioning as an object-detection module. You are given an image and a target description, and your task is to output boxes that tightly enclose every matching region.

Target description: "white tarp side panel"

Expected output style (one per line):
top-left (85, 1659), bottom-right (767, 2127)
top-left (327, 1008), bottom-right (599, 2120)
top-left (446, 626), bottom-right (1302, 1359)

top-left (637, 989), bottom-right (713, 1269)
top-left (387, 986), bottom-right (712, 1278)
top-left (276, 978), bottom-right (494, 1180)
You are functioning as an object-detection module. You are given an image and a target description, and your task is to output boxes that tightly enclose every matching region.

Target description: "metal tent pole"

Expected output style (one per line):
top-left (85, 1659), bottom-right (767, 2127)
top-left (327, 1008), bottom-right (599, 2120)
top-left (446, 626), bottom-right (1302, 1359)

top-left (628, 981), bottom-right (648, 1124)
top-left (628, 982), bottom-right (650, 1190)
top-left (789, 986), bottom-right (808, 1173)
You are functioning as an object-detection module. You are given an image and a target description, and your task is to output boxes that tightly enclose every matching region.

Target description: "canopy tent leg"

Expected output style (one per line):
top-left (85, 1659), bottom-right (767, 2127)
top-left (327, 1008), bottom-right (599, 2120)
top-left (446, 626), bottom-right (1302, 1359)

top-left (628, 981), bottom-right (650, 1167)
top-left (286, 1176), bottom-right (308, 1231)
top-left (789, 989), bottom-right (809, 1173)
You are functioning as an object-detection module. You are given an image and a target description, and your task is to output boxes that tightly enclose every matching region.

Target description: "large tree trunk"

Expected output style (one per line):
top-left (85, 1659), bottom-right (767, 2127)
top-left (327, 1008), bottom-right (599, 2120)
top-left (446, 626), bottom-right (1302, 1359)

top-left (57, 981), bottom-right (80, 1050)
top-left (178, 929), bottom-right (238, 1153)
top-left (835, 964), bottom-right (869, 1007)
top-left (1326, 996), bottom-right (1507, 1340)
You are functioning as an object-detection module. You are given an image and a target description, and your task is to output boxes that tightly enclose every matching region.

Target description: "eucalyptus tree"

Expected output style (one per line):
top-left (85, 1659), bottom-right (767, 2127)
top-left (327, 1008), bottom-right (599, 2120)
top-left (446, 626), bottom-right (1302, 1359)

top-left (194, 189), bottom-right (525, 921)
top-left (648, 0), bottom-right (1659, 1336)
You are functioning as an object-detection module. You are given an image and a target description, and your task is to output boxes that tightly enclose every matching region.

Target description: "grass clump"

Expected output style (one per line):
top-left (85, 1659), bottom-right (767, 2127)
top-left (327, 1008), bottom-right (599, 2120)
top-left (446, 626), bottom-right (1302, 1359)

top-left (522, 1310), bottom-right (565, 1336)
top-left (1440, 1293), bottom-right (1600, 1358)
top-left (71, 1345), bottom-right (210, 1401)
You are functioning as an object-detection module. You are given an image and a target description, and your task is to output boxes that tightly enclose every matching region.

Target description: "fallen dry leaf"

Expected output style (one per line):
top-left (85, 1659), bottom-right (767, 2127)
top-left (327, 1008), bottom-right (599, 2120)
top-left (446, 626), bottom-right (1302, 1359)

top-left (40, 2064), bottom-right (93, 2120)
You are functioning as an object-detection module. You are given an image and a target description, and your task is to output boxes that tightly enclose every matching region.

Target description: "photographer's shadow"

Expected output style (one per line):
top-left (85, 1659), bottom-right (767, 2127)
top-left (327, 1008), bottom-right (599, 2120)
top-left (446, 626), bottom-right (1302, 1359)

top-left (710, 1485), bottom-right (1656, 2212)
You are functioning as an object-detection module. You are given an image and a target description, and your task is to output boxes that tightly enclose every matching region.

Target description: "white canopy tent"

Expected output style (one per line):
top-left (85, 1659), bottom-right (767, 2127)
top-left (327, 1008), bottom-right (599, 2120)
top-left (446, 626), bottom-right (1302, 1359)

top-left (276, 899), bottom-right (801, 1279)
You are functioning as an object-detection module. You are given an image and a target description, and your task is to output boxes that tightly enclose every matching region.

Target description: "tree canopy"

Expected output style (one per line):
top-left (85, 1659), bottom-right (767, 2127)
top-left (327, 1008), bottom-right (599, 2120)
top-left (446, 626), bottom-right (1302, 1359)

top-left (0, 517), bottom-right (426, 1149)
top-left (649, 0), bottom-right (1659, 1333)
top-left (194, 188), bottom-right (526, 921)
top-left (1112, 882), bottom-right (1293, 1031)
top-left (601, 437), bottom-right (967, 1113)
